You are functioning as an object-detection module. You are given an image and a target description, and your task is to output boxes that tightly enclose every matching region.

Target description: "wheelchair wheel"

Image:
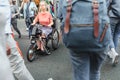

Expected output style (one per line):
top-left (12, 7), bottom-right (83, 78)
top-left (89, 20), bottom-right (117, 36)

top-left (51, 29), bottom-right (60, 50)
top-left (27, 44), bottom-right (36, 62)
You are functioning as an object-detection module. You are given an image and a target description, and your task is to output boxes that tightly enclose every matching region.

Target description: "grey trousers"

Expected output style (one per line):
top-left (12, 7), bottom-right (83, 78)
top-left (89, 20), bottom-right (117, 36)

top-left (6, 34), bottom-right (34, 80)
top-left (0, 3), bottom-right (15, 80)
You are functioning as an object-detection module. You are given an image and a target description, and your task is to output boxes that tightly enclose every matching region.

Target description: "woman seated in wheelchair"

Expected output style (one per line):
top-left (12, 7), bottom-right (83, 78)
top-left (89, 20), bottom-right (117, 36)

top-left (31, 0), bottom-right (53, 51)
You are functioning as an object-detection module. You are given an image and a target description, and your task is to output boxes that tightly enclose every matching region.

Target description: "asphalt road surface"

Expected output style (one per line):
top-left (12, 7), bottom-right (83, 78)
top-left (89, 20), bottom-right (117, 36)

top-left (13, 19), bottom-right (120, 80)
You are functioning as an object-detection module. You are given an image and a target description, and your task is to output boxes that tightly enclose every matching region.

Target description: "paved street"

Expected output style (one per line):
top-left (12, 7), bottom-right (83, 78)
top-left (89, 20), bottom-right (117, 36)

top-left (14, 19), bottom-right (120, 80)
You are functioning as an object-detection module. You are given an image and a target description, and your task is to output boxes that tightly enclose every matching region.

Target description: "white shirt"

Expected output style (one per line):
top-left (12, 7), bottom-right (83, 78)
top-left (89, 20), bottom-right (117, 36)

top-left (5, 7), bottom-right (13, 34)
top-left (29, 2), bottom-right (37, 17)
top-left (23, 2), bottom-right (37, 18)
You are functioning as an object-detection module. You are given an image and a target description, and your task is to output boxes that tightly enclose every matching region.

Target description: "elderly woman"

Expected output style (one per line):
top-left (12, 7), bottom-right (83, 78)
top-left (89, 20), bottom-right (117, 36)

top-left (32, 0), bottom-right (53, 51)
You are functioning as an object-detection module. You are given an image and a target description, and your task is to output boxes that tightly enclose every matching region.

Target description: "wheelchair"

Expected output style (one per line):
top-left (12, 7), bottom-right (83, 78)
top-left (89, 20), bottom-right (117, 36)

top-left (27, 21), bottom-right (60, 62)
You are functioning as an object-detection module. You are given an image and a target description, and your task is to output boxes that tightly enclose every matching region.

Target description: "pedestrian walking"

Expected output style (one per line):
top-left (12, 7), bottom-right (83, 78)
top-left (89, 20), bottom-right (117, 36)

top-left (19, 0), bottom-right (37, 38)
top-left (5, 2), bottom-right (35, 79)
top-left (10, 0), bottom-right (21, 38)
top-left (58, 0), bottom-right (111, 80)
top-left (0, 0), bottom-right (15, 80)
top-left (106, 0), bottom-right (120, 66)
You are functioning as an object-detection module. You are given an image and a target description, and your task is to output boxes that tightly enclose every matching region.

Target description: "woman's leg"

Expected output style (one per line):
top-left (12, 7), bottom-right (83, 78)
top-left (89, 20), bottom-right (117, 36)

top-left (36, 40), bottom-right (41, 50)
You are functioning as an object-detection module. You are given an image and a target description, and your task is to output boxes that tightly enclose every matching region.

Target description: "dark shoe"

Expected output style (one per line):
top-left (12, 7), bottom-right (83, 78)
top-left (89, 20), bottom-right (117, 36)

top-left (18, 35), bottom-right (21, 38)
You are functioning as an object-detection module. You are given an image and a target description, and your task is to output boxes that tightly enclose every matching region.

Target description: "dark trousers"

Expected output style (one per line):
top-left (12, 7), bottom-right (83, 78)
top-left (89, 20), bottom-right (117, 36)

top-left (25, 17), bottom-right (35, 38)
top-left (11, 18), bottom-right (21, 36)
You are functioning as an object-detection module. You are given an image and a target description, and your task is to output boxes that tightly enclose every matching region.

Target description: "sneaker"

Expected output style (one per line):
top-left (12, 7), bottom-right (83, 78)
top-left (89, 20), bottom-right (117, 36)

top-left (112, 55), bottom-right (119, 66)
top-left (107, 50), bottom-right (112, 59)
top-left (48, 78), bottom-right (53, 80)
top-left (26, 28), bottom-right (29, 31)
top-left (107, 48), bottom-right (119, 66)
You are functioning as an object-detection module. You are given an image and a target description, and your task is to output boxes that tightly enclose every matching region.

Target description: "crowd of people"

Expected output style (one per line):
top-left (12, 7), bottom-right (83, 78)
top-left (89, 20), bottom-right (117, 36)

top-left (0, 0), bottom-right (120, 80)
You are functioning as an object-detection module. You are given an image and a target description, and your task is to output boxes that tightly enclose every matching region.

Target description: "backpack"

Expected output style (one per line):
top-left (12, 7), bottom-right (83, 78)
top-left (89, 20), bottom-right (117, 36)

top-left (60, 0), bottom-right (111, 52)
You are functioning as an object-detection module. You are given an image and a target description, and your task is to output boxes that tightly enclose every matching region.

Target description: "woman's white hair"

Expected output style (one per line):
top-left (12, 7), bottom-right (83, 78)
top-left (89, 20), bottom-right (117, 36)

top-left (39, 0), bottom-right (48, 12)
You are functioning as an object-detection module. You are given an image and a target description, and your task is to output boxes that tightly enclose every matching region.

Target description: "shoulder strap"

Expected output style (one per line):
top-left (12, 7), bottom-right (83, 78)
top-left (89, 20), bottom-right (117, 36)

top-left (64, 0), bottom-right (72, 33)
top-left (64, 0), bottom-right (100, 38)
top-left (107, 0), bottom-right (112, 14)
top-left (92, 0), bottom-right (99, 38)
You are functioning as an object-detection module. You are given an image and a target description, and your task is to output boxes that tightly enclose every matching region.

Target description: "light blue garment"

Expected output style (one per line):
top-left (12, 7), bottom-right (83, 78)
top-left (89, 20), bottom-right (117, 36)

top-left (107, 0), bottom-right (120, 18)
top-left (23, 2), bottom-right (37, 18)
top-left (69, 50), bottom-right (107, 80)
top-left (28, 2), bottom-right (37, 17)
top-left (106, 0), bottom-right (120, 49)
top-left (58, 0), bottom-right (110, 52)
top-left (57, 1), bottom-right (110, 80)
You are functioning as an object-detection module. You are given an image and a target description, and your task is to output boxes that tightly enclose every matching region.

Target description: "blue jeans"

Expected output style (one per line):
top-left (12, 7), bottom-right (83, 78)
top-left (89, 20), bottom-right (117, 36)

top-left (25, 17), bottom-right (34, 38)
top-left (110, 18), bottom-right (120, 49)
top-left (69, 50), bottom-right (107, 80)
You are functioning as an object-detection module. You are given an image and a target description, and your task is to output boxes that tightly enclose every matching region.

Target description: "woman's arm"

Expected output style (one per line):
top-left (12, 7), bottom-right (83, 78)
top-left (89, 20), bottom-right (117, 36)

top-left (48, 13), bottom-right (54, 27)
top-left (32, 13), bottom-right (39, 25)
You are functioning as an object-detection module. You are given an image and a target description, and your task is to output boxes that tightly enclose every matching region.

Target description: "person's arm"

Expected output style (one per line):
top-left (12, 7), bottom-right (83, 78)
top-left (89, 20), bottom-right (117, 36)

top-left (32, 13), bottom-right (39, 25)
top-left (19, 1), bottom-right (24, 13)
top-left (11, 6), bottom-right (20, 18)
top-left (48, 12), bottom-right (53, 27)
top-left (14, 5), bottom-right (20, 17)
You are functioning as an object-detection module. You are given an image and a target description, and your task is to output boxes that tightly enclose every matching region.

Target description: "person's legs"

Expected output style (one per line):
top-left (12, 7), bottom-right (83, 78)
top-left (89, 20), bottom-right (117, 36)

top-left (29, 25), bottom-right (34, 38)
top-left (25, 18), bottom-right (30, 31)
top-left (29, 17), bottom-right (34, 38)
top-left (90, 51), bottom-right (107, 80)
top-left (113, 21), bottom-right (120, 49)
top-left (11, 19), bottom-right (21, 38)
top-left (69, 50), bottom-right (90, 80)
top-left (107, 18), bottom-right (119, 65)
top-left (6, 34), bottom-right (34, 80)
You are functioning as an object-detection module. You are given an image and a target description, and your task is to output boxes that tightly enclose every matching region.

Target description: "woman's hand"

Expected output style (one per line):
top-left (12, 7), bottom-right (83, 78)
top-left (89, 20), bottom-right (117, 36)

top-left (31, 23), bottom-right (35, 25)
top-left (47, 24), bottom-right (52, 27)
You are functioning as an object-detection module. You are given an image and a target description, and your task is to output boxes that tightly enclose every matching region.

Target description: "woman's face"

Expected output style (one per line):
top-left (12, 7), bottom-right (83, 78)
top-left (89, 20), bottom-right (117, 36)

top-left (40, 2), bottom-right (47, 11)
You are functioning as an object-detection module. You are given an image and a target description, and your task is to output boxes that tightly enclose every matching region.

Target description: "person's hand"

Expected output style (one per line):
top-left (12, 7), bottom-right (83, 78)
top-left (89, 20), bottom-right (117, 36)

top-left (47, 24), bottom-right (51, 27)
top-left (31, 23), bottom-right (35, 25)
top-left (12, 14), bottom-right (16, 18)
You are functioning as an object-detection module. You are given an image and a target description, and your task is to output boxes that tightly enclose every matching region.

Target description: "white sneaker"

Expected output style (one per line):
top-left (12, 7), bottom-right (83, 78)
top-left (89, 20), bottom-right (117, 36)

top-left (112, 54), bottom-right (119, 66)
top-left (26, 28), bottom-right (29, 31)
top-left (48, 78), bottom-right (53, 80)
top-left (107, 48), bottom-right (119, 65)
top-left (107, 50), bottom-right (113, 59)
